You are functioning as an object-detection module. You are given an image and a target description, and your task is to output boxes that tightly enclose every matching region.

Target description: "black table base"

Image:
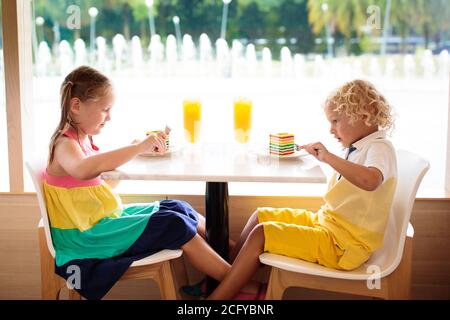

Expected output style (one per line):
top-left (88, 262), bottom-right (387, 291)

top-left (205, 181), bottom-right (229, 295)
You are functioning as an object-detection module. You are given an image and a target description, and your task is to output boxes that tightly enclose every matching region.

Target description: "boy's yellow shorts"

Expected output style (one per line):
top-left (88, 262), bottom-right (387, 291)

top-left (257, 207), bottom-right (344, 270)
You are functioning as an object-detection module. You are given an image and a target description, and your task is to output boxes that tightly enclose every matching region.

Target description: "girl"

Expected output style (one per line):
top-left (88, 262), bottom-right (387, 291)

top-left (209, 79), bottom-right (397, 300)
top-left (44, 66), bottom-right (230, 299)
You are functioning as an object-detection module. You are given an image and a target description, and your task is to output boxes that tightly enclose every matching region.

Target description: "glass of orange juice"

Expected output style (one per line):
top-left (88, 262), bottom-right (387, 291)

top-left (234, 97), bottom-right (252, 144)
top-left (183, 99), bottom-right (202, 144)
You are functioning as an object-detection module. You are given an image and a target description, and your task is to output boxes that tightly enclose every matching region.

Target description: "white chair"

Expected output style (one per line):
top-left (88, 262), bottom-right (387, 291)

top-left (27, 159), bottom-right (187, 300)
top-left (259, 150), bottom-right (430, 300)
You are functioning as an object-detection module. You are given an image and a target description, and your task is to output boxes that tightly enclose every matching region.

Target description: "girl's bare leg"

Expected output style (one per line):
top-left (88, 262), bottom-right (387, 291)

top-left (197, 214), bottom-right (206, 238)
top-left (197, 213), bottom-right (236, 258)
top-left (208, 224), bottom-right (265, 300)
top-left (182, 234), bottom-right (231, 281)
top-left (230, 210), bottom-right (260, 262)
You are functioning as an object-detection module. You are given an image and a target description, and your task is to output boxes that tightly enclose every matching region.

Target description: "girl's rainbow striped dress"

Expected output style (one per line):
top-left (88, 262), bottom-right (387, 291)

top-left (43, 128), bottom-right (198, 299)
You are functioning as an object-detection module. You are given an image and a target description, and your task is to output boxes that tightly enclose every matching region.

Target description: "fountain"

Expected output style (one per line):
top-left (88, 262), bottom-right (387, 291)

top-left (181, 34), bottom-right (196, 76)
top-left (385, 57), bottom-right (396, 78)
top-left (216, 38), bottom-right (231, 78)
top-left (422, 49), bottom-right (436, 79)
top-left (36, 41), bottom-right (52, 76)
top-left (199, 33), bottom-right (213, 62)
top-left (369, 56), bottom-right (382, 78)
top-left (403, 54), bottom-right (416, 78)
top-left (245, 43), bottom-right (257, 77)
top-left (329, 58), bottom-right (345, 81)
top-left (58, 40), bottom-right (74, 76)
top-left (293, 54), bottom-right (305, 78)
top-left (231, 39), bottom-right (244, 77)
top-left (166, 34), bottom-right (178, 76)
top-left (199, 33), bottom-right (213, 76)
top-left (26, 30), bottom-right (448, 83)
top-left (74, 38), bottom-right (87, 67)
top-left (351, 58), bottom-right (363, 78)
top-left (280, 46), bottom-right (294, 78)
top-left (182, 34), bottom-right (196, 62)
top-left (148, 34), bottom-right (164, 76)
top-left (262, 47), bottom-right (272, 77)
top-left (313, 54), bottom-right (327, 78)
top-left (96, 36), bottom-right (108, 72)
top-left (149, 34), bottom-right (164, 62)
top-left (131, 36), bottom-right (144, 73)
top-left (112, 34), bottom-right (126, 72)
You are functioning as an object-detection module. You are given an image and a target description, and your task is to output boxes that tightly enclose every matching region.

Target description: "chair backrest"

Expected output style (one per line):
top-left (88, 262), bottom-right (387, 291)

top-left (371, 149), bottom-right (429, 276)
top-left (392, 150), bottom-right (429, 243)
top-left (26, 158), bottom-right (56, 257)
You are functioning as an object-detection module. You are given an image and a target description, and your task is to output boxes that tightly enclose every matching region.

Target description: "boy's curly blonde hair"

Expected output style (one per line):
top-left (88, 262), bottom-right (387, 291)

top-left (325, 80), bottom-right (394, 131)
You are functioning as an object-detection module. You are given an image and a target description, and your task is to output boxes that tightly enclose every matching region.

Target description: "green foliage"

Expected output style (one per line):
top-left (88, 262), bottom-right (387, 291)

top-left (31, 0), bottom-right (449, 55)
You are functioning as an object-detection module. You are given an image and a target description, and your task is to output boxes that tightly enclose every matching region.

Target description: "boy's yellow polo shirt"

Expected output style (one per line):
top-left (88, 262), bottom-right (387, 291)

top-left (318, 130), bottom-right (398, 269)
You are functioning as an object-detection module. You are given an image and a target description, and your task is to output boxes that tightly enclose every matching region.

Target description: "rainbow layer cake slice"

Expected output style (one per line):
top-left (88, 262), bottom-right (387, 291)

top-left (269, 133), bottom-right (295, 156)
top-left (146, 130), bottom-right (170, 150)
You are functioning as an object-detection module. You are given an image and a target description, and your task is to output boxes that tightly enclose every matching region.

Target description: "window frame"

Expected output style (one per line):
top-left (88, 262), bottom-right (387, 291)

top-left (446, 76), bottom-right (450, 193)
top-left (2, 0), bottom-right (33, 192)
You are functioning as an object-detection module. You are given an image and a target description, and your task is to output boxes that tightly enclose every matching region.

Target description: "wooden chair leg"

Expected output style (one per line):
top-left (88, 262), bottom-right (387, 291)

top-left (265, 268), bottom-right (286, 300)
top-left (386, 236), bottom-right (413, 299)
top-left (39, 227), bottom-right (63, 300)
top-left (158, 261), bottom-right (178, 300)
top-left (171, 256), bottom-right (189, 298)
top-left (69, 289), bottom-right (82, 300)
top-left (41, 273), bottom-right (64, 300)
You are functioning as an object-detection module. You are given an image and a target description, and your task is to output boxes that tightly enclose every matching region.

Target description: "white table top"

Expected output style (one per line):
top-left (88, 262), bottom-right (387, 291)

top-left (101, 143), bottom-right (327, 184)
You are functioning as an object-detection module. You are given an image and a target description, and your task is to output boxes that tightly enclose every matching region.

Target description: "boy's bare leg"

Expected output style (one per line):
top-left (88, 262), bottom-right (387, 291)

top-left (230, 210), bottom-right (260, 262)
top-left (182, 234), bottom-right (231, 281)
top-left (208, 224), bottom-right (265, 300)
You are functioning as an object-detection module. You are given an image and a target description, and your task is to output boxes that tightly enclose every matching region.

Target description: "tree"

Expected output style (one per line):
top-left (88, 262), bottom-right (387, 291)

top-left (278, 0), bottom-right (314, 53)
top-left (238, 2), bottom-right (266, 39)
top-left (307, 0), bottom-right (370, 54)
top-left (411, 0), bottom-right (450, 49)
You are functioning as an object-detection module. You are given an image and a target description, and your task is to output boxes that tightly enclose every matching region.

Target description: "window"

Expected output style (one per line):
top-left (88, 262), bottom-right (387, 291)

top-left (11, 0), bottom-right (450, 194)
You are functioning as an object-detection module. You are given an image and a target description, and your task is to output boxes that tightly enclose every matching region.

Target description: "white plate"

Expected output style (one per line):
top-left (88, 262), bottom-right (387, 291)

top-left (253, 146), bottom-right (309, 159)
top-left (139, 145), bottom-right (180, 157)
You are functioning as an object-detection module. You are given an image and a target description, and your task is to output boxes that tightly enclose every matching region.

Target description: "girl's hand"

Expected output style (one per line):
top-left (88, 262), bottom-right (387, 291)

top-left (139, 133), bottom-right (167, 154)
top-left (131, 139), bottom-right (141, 145)
top-left (299, 142), bottom-right (330, 163)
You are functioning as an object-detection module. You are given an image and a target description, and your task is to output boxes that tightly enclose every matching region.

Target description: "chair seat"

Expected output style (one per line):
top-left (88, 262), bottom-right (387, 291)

top-left (130, 250), bottom-right (183, 267)
top-left (259, 223), bottom-right (414, 281)
top-left (259, 253), bottom-right (373, 280)
top-left (39, 219), bottom-right (182, 268)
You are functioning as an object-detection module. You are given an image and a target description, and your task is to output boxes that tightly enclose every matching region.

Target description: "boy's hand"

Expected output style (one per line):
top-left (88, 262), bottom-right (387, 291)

top-left (299, 142), bottom-right (330, 162)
